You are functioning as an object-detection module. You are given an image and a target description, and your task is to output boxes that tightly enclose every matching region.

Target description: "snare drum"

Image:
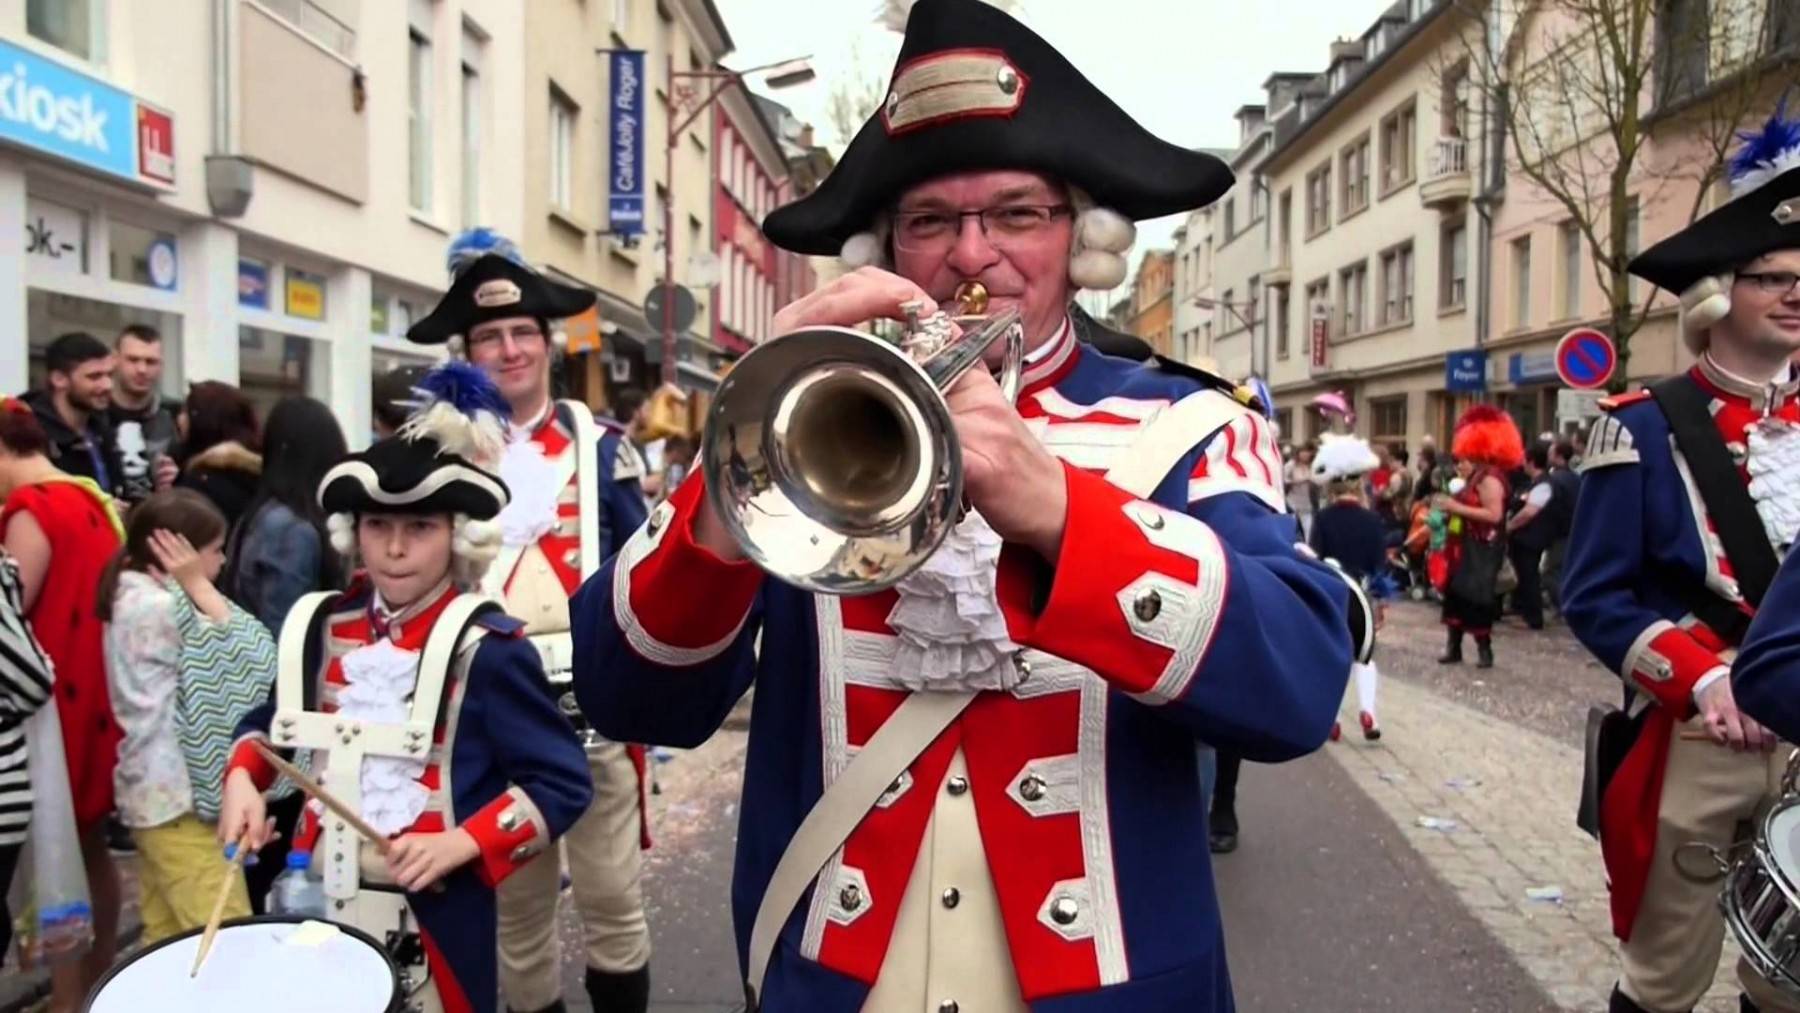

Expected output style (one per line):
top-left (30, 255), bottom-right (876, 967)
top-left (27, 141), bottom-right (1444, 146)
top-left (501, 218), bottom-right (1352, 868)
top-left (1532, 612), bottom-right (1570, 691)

top-left (1724, 795), bottom-right (1800, 999)
top-left (83, 915), bottom-right (402, 1013)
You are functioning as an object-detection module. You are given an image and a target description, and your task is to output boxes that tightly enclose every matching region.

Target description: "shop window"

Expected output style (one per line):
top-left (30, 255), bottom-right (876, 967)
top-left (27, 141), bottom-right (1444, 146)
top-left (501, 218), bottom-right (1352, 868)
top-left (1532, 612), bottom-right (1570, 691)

top-left (25, 197), bottom-right (90, 277)
top-left (285, 268), bottom-right (328, 321)
top-left (109, 220), bottom-right (178, 291)
top-left (28, 0), bottom-right (104, 63)
top-left (1370, 396), bottom-right (1408, 443)
top-left (238, 326), bottom-right (331, 419)
top-left (26, 290), bottom-right (182, 397)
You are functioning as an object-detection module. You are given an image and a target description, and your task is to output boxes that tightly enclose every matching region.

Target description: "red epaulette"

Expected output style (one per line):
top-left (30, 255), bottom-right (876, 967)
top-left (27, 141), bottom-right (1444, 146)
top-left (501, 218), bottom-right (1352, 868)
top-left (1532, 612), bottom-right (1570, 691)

top-left (1598, 390), bottom-right (1652, 411)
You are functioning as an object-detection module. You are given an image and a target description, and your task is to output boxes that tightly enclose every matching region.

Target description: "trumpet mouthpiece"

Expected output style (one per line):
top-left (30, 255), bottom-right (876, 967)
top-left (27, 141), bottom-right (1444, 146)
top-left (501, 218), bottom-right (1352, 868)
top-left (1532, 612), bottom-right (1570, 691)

top-left (954, 281), bottom-right (989, 316)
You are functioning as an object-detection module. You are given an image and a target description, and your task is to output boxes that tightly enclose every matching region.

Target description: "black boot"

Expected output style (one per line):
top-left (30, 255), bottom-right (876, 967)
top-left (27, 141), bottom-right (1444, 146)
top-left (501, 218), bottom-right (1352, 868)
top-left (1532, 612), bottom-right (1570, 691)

top-left (585, 966), bottom-right (650, 1013)
top-left (1742, 993), bottom-right (1763, 1013)
top-left (1208, 804), bottom-right (1239, 854)
top-left (1437, 628), bottom-right (1464, 664)
top-left (1476, 636), bottom-right (1495, 669)
top-left (1608, 984), bottom-right (1651, 1013)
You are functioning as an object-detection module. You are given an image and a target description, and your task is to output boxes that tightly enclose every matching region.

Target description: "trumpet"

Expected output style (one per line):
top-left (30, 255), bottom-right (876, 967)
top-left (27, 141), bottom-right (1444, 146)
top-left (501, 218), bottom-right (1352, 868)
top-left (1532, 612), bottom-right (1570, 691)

top-left (700, 282), bottom-right (1024, 594)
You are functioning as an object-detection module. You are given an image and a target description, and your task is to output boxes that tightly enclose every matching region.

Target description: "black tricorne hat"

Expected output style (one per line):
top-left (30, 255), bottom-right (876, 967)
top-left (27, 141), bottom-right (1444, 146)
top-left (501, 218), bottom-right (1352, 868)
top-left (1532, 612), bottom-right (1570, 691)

top-left (762, 0), bottom-right (1234, 256)
top-left (1629, 110), bottom-right (1800, 294)
top-left (405, 253), bottom-right (595, 346)
top-left (319, 436), bottom-right (508, 519)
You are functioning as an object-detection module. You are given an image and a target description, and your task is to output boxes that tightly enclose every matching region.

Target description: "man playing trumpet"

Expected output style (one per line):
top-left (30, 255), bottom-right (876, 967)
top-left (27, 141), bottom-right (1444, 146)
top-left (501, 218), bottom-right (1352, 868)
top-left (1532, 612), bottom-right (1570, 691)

top-left (572, 1), bottom-right (1359, 1009)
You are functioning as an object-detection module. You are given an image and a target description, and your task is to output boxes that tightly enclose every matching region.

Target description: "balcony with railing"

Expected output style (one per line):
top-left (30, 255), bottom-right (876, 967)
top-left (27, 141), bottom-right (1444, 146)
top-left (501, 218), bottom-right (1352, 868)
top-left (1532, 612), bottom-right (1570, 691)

top-left (1420, 136), bottom-right (1471, 208)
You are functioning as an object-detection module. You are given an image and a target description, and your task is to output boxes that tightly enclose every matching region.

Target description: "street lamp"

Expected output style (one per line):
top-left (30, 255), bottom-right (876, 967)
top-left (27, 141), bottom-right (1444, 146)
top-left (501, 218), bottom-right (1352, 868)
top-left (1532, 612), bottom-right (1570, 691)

top-left (636, 52), bottom-right (815, 387)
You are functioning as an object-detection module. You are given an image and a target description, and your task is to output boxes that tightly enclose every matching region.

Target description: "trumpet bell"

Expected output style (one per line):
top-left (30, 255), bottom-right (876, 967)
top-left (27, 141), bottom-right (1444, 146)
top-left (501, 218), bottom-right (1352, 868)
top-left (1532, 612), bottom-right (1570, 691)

top-left (703, 326), bottom-right (961, 594)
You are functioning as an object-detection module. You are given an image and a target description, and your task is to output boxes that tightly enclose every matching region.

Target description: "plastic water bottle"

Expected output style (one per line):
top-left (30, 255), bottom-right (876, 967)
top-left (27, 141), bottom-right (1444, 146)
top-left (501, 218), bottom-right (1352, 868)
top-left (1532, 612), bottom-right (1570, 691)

top-left (268, 851), bottom-right (326, 918)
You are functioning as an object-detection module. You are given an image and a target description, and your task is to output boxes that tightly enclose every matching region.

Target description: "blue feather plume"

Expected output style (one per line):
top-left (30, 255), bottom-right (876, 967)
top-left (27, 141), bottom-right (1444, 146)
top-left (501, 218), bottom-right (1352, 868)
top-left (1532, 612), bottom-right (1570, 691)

top-left (446, 227), bottom-right (531, 281)
top-left (1729, 98), bottom-right (1800, 193)
top-left (410, 360), bottom-right (512, 423)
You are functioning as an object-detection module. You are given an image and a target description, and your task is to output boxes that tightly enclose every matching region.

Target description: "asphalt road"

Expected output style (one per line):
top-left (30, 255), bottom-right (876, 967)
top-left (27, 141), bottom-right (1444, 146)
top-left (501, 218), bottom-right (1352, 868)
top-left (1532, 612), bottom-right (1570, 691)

top-left (1217, 753), bottom-right (1557, 1013)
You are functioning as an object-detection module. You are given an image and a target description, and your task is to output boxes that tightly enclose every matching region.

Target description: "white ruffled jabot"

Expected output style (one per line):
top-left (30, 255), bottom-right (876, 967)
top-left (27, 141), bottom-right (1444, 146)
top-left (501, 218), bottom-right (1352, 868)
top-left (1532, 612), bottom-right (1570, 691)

top-left (1747, 417), bottom-right (1800, 557)
top-left (885, 510), bottom-right (1022, 693)
top-left (496, 437), bottom-right (561, 547)
top-left (332, 639), bottom-right (430, 836)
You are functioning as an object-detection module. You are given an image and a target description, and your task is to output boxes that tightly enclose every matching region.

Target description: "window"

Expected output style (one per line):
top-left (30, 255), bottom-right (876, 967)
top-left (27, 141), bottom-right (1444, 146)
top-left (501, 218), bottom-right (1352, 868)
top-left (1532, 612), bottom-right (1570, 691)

top-left (1220, 288), bottom-right (1234, 332)
top-left (613, 0), bottom-right (631, 32)
top-left (1277, 190), bottom-right (1293, 263)
top-left (1378, 242), bottom-right (1414, 326)
top-left (1222, 195), bottom-right (1236, 240)
top-left (1370, 396), bottom-right (1408, 443)
top-left (1306, 162), bottom-right (1332, 235)
top-left (1559, 220), bottom-right (1582, 319)
top-left (29, 0), bottom-right (103, 62)
top-left (1443, 63), bottom-right (1471, 139)
top-left (1441, 217), bottom-right (1468, 308)
top-left (1341, 134), bottom-right (1371, 215)
top-left (1250, 183), bottom-right (1267, 224)
top-left (1339, 261), bottom-right (1368, 336)
top-left (408, 28), bottom-right (433, 213)
top-left (549, 88), bottom-right (577, 211)
top-left (1625, 196), bottom-right (1642, 301)
top-left (1380, 101), bottom-right (1418, 192)
top-left (1305, 277), bottom-right (1331, 352)
top-left (257, 0), bottom-right (357, 57)
top-left (1247, 278), bottom-right (1262, 336)
top-left (1275, 408), bottom-right (1294, 440)
top-left (109, 220), bottom-right (177, 289)
top-left (461, 61), bottom-right (481, 228)
top-left (1276, 286), bottom-right (1291, 359)
top-left (1511, 236), bottom-right (1533, 330)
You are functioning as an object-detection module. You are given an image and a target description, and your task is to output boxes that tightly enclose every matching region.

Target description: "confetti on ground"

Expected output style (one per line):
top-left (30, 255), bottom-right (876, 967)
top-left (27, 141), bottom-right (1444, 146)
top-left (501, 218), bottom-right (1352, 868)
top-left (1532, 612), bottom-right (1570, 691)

top-left (1525, 886), bottom-right (1564, 903)
top-left (1415, 816), bottom-right (1460, 832)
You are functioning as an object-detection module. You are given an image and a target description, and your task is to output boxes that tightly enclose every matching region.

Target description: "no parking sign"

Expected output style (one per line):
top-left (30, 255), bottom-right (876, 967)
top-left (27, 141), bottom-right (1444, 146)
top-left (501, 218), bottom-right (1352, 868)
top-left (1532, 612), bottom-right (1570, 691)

top-left (1554, 328), bottom-right (1617, 390)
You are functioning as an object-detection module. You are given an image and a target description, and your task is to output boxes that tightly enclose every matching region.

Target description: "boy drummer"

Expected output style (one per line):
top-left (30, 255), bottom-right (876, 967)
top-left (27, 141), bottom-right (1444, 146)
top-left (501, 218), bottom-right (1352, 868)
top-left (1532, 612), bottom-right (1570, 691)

top-left (218, 364), bottom-right (593, 1013)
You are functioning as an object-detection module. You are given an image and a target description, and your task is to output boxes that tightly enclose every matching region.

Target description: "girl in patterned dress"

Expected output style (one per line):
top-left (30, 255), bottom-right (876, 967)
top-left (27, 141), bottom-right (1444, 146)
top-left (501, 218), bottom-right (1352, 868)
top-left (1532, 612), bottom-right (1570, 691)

top-left (100, 488), bottom-right (280, 943)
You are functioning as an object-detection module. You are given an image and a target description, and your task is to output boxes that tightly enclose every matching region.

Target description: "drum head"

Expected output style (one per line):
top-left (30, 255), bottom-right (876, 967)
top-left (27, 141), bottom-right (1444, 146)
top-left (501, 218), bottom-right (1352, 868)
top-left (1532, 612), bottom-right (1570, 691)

top-left (84, 915), bottom-right (400, 1013)
top-left (1768, 802), bottom-right (1800, 889)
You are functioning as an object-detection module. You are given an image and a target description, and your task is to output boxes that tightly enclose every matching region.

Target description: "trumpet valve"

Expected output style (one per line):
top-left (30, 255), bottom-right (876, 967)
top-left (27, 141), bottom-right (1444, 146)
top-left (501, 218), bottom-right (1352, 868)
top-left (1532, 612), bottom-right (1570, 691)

top-left (954, 281), bottom-right (989, 316)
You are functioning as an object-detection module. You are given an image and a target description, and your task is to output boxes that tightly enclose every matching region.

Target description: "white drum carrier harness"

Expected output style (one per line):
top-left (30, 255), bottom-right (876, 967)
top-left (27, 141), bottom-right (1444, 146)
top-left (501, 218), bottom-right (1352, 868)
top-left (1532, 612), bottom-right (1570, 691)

top-left (270, 590), bottom-right (501, 1008)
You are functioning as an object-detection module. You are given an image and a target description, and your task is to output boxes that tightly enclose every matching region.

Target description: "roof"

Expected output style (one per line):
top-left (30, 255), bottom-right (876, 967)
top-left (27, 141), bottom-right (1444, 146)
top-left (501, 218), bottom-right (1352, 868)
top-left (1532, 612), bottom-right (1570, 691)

top-left (1265, 0), bottom-right (1460, 171)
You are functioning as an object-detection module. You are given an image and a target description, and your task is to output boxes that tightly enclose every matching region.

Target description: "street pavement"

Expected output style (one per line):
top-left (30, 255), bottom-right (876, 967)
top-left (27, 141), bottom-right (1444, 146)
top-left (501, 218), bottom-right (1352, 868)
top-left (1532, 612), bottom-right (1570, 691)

top-left (0, 606), bottom-right (1758, 1012)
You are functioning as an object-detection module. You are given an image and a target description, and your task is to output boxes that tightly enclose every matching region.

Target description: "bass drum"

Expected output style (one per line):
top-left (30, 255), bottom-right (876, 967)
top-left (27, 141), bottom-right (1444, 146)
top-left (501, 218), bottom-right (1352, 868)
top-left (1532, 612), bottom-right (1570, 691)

top-left (84, 915), bottom-right (402, 1013)
top-left (1724, 794), bottom-right (1800, 1000)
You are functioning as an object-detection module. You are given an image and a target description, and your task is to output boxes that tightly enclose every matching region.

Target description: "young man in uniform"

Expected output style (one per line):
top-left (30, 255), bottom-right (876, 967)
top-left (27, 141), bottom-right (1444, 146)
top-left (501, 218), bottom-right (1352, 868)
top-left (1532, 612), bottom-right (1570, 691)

top-left (1563, 107), bottom-right (1800, 1013)
top-left (219, 364), bottom-right (594, 1013)
top-left (572, 2), bottom-right (1362, 1009)
top-left (406, 231), bottom-right (654, 1013)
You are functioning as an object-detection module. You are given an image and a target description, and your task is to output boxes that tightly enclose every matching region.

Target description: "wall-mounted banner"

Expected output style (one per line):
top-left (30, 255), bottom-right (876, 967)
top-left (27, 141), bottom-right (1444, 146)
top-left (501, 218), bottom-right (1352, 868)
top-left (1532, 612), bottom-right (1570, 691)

top-left (608, 50), bottom-right (646, 239)
top-left (0, 38), bottom-right (175, 188)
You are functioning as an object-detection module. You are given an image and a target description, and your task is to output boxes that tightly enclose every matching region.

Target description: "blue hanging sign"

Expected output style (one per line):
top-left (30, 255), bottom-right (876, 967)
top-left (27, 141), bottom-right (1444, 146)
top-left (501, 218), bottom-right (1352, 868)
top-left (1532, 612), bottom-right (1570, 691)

top-left (1445, 349), bottom-right (1489, 393)
top-left (608, 50), bottom-right (646, 238)
top-left (0, 38), bottom-right (172, 187)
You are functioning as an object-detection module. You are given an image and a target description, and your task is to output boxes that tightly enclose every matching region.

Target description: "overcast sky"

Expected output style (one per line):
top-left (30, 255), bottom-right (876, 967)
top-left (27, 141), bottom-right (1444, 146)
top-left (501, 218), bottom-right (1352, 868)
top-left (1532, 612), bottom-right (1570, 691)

top-left (714, 0), bottom-right (1400, 305)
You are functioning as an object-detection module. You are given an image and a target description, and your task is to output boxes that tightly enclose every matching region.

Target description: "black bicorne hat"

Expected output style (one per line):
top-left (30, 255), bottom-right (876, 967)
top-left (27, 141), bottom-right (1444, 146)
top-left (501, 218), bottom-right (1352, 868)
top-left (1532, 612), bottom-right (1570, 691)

top-left (1629, 107), bottom-right (1800, 294)
top-left (762, 0), bottom-right (1234, 256)
top-left (405, 253), bottom-right (596, 346)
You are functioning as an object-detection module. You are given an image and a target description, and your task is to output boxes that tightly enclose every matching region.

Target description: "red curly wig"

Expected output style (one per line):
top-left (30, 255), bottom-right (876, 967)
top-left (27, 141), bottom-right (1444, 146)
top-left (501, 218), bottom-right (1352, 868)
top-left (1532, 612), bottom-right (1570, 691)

top-left (1451, 404), bottom-right (1525, 470)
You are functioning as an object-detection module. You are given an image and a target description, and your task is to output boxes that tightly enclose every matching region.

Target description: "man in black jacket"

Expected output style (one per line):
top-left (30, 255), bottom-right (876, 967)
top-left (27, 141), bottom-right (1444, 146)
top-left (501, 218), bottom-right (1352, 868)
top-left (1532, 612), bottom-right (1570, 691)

top-left (23, 332), bottom-right (123, 498)
top-left (106, 324), bottom-right (178, 506)
top-left (1542, 440), bottom-right (1581, 615)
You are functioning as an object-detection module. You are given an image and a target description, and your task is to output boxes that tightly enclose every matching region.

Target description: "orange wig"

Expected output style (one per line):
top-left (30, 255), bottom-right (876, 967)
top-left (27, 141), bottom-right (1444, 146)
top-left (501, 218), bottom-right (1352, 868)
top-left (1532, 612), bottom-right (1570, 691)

top-left (1451, 404), bottom-right (1525, 470)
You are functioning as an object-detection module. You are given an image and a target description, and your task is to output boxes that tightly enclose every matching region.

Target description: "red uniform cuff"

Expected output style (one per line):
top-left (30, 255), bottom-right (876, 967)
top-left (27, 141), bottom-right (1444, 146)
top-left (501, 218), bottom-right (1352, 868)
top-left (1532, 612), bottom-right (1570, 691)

top-left (461, 787), bottom-right (550, 887)
top-left (613, 474), bottom-right (762, 665)
top-left (1000, 464), bottom-right (1225, 701)
top-left (226, 736), bottom-right (277, 793)
top-left (1626, 624), bottom-right (1724, 718)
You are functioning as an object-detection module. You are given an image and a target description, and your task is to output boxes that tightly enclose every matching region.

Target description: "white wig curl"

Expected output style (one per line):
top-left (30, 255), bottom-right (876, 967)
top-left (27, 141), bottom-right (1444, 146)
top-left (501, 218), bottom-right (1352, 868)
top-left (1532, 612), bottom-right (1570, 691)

top-left (1678, 273), bottom-right (1734, 355)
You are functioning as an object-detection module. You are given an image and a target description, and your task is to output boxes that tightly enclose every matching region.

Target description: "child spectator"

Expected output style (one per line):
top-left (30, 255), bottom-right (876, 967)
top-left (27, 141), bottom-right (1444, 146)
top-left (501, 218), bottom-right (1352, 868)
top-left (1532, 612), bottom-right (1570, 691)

top-left (1311, 434), bottom-right (1390, 740)
top-left (100, 489), bottom-right (279, 943)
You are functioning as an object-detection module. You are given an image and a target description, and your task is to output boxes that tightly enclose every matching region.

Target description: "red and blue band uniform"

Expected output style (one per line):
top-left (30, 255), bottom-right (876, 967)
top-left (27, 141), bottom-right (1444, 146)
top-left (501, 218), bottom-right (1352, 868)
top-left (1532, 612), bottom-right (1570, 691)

top-left (227, 580), bottom-right (594, 1013)
top-left (570, 323), bottom-right (1354, 1012)
top-left (1562, 358), bottom-right (1800, 1005)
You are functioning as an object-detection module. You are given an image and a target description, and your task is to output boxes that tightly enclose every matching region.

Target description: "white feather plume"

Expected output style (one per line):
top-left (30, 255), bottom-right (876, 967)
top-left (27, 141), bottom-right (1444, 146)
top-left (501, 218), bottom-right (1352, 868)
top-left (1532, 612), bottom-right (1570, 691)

top-left (1311, 433), bottom-right (1380, 484)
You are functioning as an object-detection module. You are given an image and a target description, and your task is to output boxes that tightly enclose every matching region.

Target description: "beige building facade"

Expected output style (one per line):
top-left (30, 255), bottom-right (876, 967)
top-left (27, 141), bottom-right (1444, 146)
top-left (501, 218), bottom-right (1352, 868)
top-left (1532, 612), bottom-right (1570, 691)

top-left (1170, 204), bottom-right (1215, 370)
top-left (1261, 2), bottom-right (1489, 450)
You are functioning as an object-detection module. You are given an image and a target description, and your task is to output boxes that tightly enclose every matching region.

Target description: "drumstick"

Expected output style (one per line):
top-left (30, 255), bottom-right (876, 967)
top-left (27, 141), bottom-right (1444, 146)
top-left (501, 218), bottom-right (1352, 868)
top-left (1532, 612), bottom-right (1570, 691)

top-left (190, 836), bottom-right (249, 977)
top-left (251, 739), bottom-right (391, 857)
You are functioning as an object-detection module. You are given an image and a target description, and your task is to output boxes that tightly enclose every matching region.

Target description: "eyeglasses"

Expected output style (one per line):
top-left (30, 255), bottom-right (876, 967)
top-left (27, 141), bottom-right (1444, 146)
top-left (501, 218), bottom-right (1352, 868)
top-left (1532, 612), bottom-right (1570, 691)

top-left (1737, 271), bottom-right (1800, 297)
top-left (891, 204), bottom-right (1072, 253)
top-left (466, 323), bottom-right (546, 350)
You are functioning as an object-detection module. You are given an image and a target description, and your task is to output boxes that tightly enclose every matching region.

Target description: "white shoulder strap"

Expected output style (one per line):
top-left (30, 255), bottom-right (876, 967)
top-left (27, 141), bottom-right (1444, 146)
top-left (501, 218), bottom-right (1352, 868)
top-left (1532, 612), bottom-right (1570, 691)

top-left (1103, 388), bottom-right (1255, 500)
top-left (562, 400), bottom-right (603, 580)
top-left (412, 594), bottom-right (500, 724)
top-left (275, 591), bottom-right (342, 713)
top-left (745, 690), bottom-right (974, 1009)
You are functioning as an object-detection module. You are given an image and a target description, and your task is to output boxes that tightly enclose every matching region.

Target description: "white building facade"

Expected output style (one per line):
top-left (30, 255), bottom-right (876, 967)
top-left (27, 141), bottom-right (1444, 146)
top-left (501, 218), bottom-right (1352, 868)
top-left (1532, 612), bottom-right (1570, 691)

top-left (0, 0), bottom-right (527, 443)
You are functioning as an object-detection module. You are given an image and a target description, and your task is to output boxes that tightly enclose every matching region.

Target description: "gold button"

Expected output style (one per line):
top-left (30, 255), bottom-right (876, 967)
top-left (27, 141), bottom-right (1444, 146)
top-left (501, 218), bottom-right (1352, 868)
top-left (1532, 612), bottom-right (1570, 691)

top-left (1050, 896), bottom-right (1080, 925)
top-left (941, 887), bottom-right (960, 909)
top-left (1019, 774), bottom-right (1047, 802)
top-left (838, 884), bottom-right (863, 912)
top-left (1134, 588), bottom-right (1163, 622)
top-left (945, 776), bottom-right (969, 797)
top-left (563, 548), bottom-right (581, 568)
